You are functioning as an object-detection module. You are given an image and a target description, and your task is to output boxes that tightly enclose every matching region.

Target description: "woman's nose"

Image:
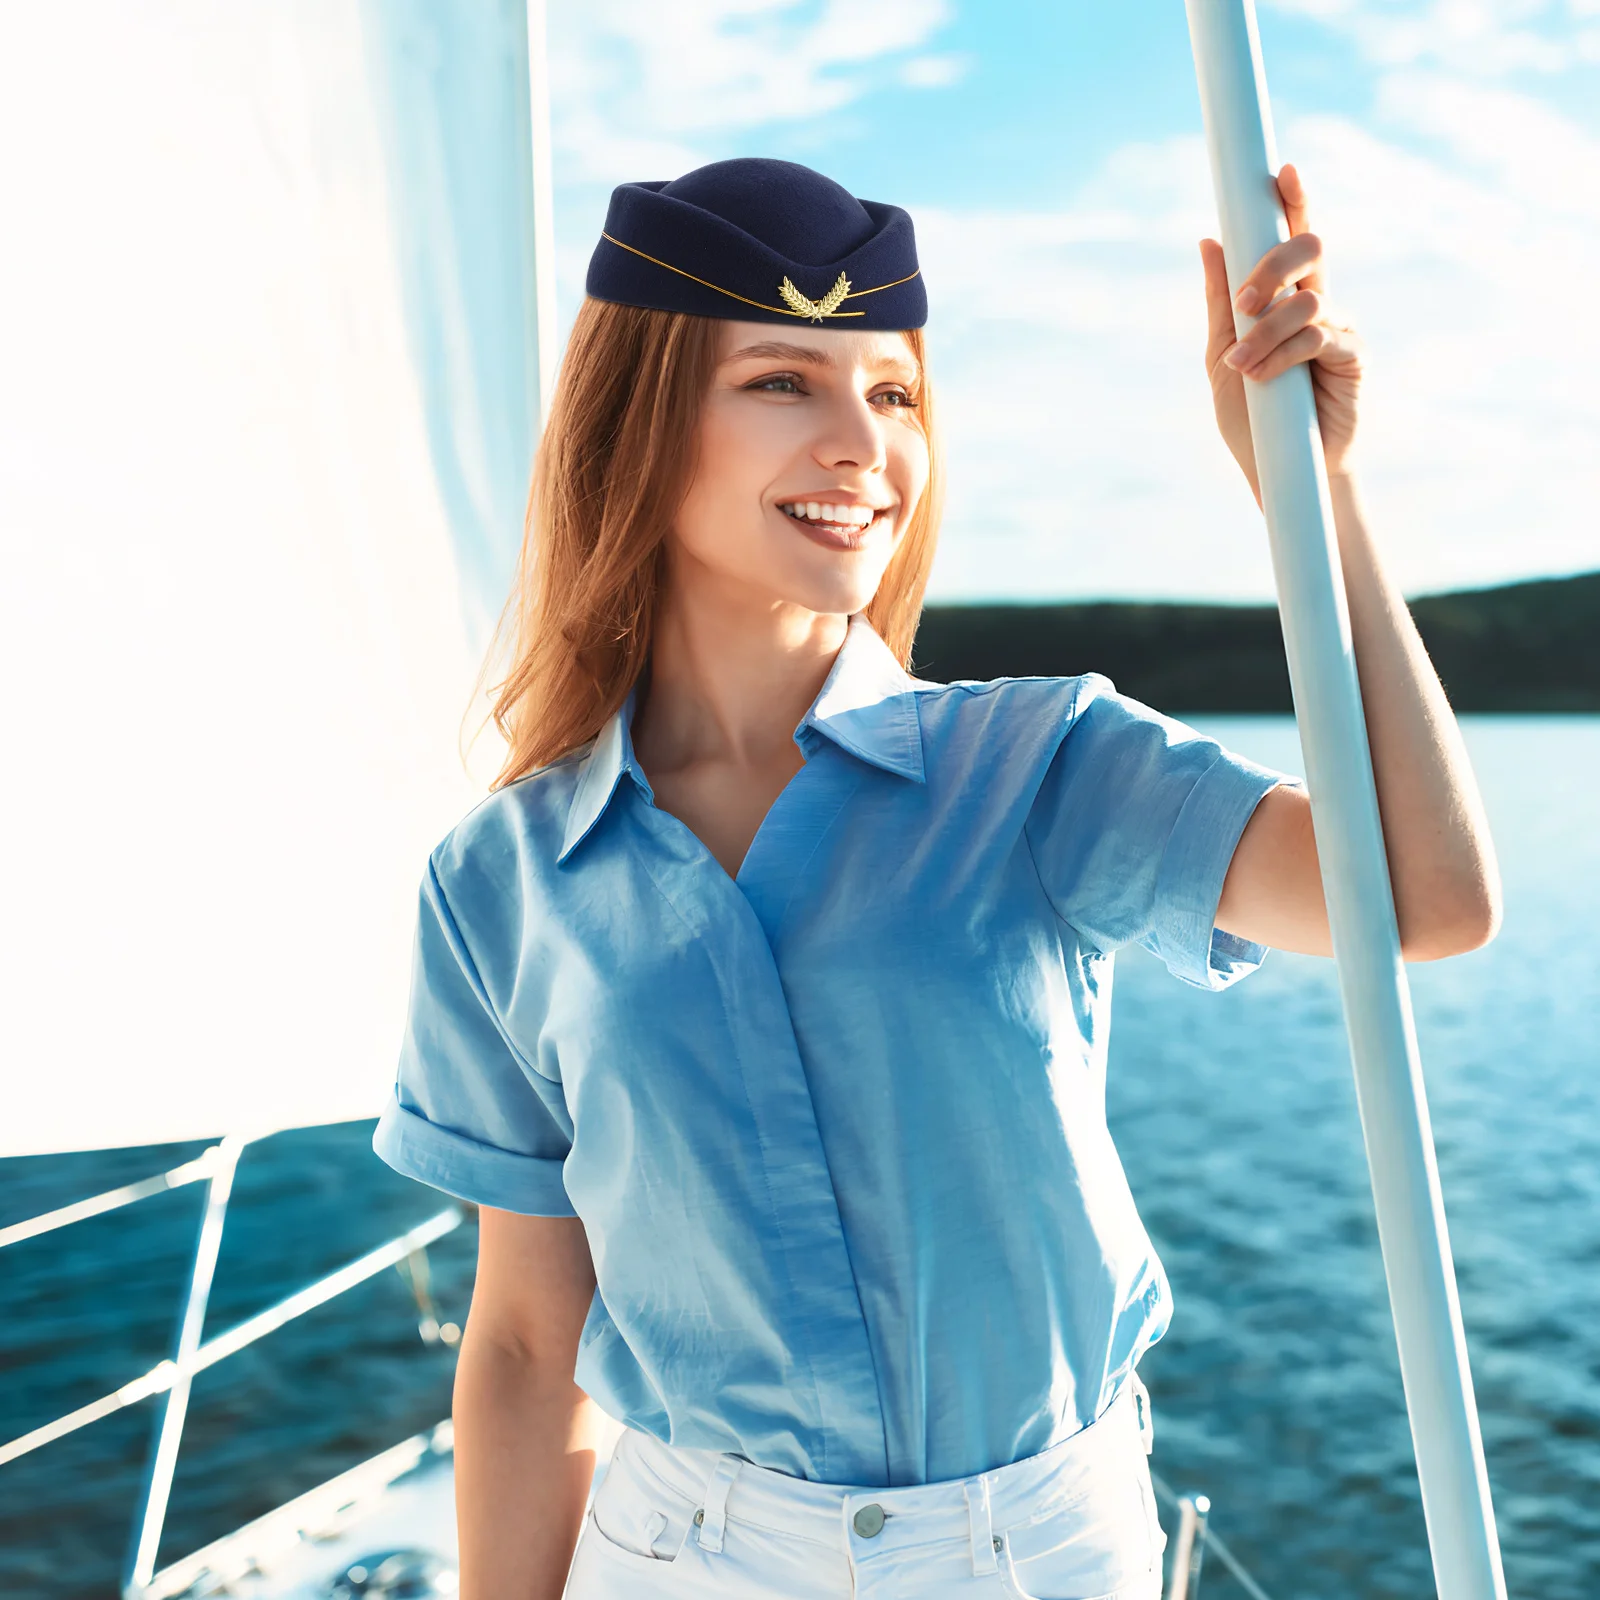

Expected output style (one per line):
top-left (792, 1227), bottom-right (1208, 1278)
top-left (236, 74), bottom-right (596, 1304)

top-left (812, 394), bottom-right (888, 474)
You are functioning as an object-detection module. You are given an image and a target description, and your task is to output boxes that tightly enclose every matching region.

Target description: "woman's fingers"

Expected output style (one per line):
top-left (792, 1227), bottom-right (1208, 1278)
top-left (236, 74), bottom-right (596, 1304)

top-left (1277, 162), bottom-right (1311, 239)
top-left (1235, 165), bottom-right (1323, 313)
top-left (1198, 163), bottom-right (1360, 473)
top-left (1200, 237), bottom-right (1237, 366)
top-left (1223, 287), bottom-right (1323, 374)
top-left (1232, 230), bottom-right (1323, 316)
top-left (1234, 320), bottom-right (1354, 386)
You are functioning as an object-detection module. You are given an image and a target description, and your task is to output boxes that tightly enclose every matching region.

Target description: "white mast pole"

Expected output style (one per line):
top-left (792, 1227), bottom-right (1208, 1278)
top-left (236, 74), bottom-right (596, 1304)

top-left (1184, 5), bottom-right (1506, 1597)
top-left (525, 0), bottom-right (558, 425)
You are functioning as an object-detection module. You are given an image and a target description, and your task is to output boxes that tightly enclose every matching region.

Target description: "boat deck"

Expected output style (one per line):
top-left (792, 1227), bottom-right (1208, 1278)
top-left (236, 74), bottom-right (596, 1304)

top-left (145, 1424), bottom-right (459, 1600)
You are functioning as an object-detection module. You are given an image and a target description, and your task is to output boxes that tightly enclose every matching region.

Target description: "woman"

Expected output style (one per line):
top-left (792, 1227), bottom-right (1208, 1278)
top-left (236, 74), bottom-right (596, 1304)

top-left (374, 157), bottom-right (1499, 1599)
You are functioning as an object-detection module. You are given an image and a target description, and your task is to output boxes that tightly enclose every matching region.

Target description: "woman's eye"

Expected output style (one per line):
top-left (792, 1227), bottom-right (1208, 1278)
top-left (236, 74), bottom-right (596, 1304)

top-left (875, 389), bottom-right (918, 409)
top-left (750, 373), bottom-right (804, 394)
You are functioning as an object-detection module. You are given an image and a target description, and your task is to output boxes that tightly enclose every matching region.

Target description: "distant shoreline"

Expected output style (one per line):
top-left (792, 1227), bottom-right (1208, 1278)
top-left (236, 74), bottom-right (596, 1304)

top-left (913, 570), bottom-right (1600, 713)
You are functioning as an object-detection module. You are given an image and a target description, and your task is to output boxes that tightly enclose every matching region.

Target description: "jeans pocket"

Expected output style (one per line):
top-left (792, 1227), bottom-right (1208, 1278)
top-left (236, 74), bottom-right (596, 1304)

top-left (589, 1504), bottom-right (687, 1564)
top-left (567, 1507), bottom-right (693, 1600)
top-left (588, 1441), bottom-right (698, 1564)
top-left (997, 1442), bottom-right (1158, 1600)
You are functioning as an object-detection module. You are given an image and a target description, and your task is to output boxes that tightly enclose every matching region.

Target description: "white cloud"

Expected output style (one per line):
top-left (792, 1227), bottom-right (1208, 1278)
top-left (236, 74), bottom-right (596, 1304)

top-left (1375, 66), bottom-right (1600, 219)
top-left (1281, 96), bottom-right (1599, 588)
top-left (900, 52), bottom-right (970, 89)
top-left (918, 71), bottom-right (1600, 600)
top-left (916, 139), bottom-right (1276, 602)
top-left (551, 0), bottom-right (952, 184)
top-left (1263, 0), bottom-right (1600, 74)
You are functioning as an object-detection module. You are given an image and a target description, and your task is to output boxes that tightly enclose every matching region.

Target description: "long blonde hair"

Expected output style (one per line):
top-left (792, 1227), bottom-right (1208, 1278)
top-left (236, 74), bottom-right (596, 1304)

top-left (485, 298), bottom-right (944, 787)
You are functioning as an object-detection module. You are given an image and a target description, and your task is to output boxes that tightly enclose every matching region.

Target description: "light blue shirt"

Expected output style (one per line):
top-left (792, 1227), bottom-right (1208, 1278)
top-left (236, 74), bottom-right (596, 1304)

top-left (374, 615), bottom-right (1295, 1487)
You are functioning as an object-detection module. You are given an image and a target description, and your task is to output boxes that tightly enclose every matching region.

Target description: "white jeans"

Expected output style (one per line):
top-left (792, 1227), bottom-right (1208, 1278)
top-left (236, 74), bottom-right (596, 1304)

top-left (563, 1376), bottom-right (1167, 1599)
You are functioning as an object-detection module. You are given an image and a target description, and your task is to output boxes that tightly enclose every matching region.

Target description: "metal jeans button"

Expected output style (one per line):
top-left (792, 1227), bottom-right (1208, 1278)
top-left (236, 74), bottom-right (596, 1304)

top-left (852, 1503), bottom-right (886, 1538)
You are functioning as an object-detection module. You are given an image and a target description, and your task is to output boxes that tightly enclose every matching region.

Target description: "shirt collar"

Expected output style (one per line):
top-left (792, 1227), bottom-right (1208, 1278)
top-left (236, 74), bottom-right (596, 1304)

top-left (559, 687), bottom-right (653, 863)
top-left (798, 613), bottom-right (926, 783)
top-left (559, 613), bottom-right (924, 865)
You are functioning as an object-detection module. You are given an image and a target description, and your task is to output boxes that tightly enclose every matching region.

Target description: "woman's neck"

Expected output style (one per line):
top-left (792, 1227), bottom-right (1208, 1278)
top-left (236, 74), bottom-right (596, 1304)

top-left (633, 573), bottom-right (847, 780)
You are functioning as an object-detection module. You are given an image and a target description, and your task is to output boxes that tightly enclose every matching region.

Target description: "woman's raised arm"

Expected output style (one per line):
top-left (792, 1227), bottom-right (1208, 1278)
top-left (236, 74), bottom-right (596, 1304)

top-left (1204, 165), bottom-right (1502, 963)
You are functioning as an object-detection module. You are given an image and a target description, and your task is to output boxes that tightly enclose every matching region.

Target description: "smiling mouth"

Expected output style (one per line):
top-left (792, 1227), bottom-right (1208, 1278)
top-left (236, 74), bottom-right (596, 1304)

top-left (778, 499), bottom-right (891, 536)
top-left (777, 499), bottom-right (891, 552)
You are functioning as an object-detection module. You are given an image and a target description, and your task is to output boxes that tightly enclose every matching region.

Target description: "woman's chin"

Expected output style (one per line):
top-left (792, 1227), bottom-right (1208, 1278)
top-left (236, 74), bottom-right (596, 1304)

top-left (772, 530), bottom-right (899, 616)
top-left (776, 558), bottom-right (892, 620)
top-left (672, 519), bottom-right (898, 618)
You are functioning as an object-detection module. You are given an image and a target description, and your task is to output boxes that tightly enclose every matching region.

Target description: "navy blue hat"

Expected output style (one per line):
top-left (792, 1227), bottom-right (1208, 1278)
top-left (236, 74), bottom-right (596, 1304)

top-left (586, 157), bottom-right (926, 330)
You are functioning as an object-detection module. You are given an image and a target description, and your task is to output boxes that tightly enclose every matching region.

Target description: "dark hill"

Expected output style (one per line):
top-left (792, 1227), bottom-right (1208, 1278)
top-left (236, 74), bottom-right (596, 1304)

top-left (912, 570), bottom-right (1600, 713)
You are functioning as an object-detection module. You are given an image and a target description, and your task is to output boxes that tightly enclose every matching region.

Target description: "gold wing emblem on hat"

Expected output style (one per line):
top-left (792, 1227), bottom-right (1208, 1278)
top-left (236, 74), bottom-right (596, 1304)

top-left (778, 272), bottom-right (852, 321)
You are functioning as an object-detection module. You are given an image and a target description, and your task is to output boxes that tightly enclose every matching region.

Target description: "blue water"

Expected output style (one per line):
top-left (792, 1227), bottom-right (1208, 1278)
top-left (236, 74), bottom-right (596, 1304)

top-left (3, 718), bottom-right (1596, 1598)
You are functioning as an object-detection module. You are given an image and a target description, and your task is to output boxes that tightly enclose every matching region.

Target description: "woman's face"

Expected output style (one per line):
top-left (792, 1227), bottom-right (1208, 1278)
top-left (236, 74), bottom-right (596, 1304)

top-left (669, 318), bottom-right (930, 618)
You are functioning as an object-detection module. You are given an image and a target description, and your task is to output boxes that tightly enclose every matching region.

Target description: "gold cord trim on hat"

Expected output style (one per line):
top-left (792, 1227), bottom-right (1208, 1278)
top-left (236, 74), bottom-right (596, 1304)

top-left (601, 232), bottom-right (921, 320)
top-left (841, 269), bottom-right (922, 299)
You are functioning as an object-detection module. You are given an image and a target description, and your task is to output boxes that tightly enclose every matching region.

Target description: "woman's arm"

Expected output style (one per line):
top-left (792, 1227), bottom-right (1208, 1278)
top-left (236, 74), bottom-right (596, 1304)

top-left (1214, 472), bottom-right (1502, 959)
top-left (1201, 165), bottom-right (1502, 961)
top-left (454, 1209), bottom-right (609, 1600)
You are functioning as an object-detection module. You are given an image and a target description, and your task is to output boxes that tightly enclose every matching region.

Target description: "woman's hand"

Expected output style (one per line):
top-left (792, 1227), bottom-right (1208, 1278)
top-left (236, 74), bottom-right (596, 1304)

top-left (1205, 163), bottom-right (1502, 963)
top-left (1200, 163), bottom-right (1363, 503)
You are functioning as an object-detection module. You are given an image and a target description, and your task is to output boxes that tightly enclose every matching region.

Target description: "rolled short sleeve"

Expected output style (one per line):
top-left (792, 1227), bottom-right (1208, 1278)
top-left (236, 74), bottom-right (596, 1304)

top-left (1024, 674), bottom-right (1300, 991)
top-left (373, 856), bottom-right (576, 1216)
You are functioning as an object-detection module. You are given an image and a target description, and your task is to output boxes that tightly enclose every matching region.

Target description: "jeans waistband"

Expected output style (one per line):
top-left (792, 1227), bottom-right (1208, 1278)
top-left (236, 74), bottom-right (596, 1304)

top-left (615, 1375), bottom-right (1152, 1562)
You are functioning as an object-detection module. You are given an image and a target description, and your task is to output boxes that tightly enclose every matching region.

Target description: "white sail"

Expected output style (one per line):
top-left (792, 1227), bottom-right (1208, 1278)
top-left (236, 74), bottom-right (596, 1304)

top-left (0, 1), bottom-right (545, 1157)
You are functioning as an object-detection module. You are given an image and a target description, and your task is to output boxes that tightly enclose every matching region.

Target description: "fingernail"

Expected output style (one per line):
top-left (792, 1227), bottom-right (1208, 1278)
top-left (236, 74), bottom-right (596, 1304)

top-left (1224, 344), bottom-right (1249, 370)
top-left (1234, 285), bottom-right (1259, 314)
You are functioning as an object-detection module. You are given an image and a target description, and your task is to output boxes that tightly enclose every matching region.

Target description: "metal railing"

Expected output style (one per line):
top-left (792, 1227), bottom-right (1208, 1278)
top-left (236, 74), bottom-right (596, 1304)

top-left (0, 1133), bottom-right (465, 1598)
top-left (4, 1137), bottom-right (1286, 1600)
top-left (1152, 1471), bottom-right (1279, 1600)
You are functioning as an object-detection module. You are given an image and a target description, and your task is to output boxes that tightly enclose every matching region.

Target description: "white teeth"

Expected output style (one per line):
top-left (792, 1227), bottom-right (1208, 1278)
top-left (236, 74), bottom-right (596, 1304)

top-left (784, 499), bottom-right (889, 524)
top-left (781, 501), bottom-right (883, 525)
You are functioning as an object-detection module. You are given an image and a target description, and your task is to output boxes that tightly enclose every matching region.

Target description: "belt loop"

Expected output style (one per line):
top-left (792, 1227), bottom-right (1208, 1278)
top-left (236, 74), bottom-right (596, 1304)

top-left (963, 1476), bottom-right (998, 1575)
top-left (695, 1456), bottom-right (741, 1554)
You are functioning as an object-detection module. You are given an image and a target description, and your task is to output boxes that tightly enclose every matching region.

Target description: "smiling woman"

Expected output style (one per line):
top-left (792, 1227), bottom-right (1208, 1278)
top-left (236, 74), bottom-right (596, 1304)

top-left (486, 306), bottom-right (941, 786)
top-left (370, 155), bottom-right (1499, 1600)
top-left (693, 328), bottom-right (927, 575)
top-left (632, 318), bottom-right (938, 878)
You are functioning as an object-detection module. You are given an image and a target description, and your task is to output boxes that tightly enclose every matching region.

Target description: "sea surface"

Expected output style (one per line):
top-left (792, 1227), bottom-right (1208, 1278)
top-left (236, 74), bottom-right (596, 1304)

top-left (2, 717), bottom-right (1596, 1599)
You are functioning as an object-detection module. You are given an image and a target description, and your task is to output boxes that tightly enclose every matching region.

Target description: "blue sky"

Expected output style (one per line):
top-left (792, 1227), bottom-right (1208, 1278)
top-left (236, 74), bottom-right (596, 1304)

top-left (547, 0), bottom-right (1600, 601)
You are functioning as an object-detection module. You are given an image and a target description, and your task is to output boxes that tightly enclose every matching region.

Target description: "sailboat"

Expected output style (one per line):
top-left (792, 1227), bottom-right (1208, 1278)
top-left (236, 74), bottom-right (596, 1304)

top-left (1, 4), bottom-right (1501, 1597)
